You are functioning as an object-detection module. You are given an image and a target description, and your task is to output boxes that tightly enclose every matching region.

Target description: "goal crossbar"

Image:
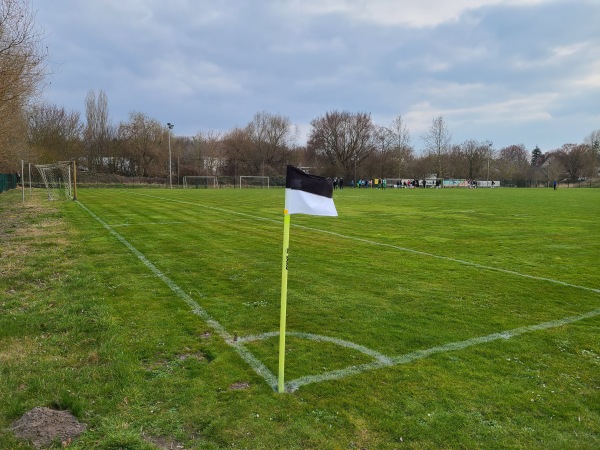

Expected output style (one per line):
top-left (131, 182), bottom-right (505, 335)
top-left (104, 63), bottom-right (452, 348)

top-left (183, 176), bottom-right (218, 188)
top-left (239, 176), bottom-right (270, 189)
top-left (35, 161), bottom-right (75, 200)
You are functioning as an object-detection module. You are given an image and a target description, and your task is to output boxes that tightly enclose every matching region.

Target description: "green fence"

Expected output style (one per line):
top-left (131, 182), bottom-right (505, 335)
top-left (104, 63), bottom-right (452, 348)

top-left (0, 173), bottom-right (18, 193)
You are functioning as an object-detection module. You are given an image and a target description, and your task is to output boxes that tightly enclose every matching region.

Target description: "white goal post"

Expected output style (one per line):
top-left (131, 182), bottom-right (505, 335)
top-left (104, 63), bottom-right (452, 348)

top-left (239, 176), bottom-right (270, 189)
top-left (385, 178), bottom-right (403, 188)
top-left (183, 176), bottom-right (218, 188)
top-left (34, 161), bottom-right (75, 200)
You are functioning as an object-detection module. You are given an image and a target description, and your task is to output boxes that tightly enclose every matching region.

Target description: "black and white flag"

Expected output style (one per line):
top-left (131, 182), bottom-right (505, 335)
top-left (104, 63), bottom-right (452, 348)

top-left (284, 165), bottom-right (337, 216)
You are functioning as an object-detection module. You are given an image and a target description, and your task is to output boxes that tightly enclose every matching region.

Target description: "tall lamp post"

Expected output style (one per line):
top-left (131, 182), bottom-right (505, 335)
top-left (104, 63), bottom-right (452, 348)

top-left (167, 122), bottom-right (174, 188)
top-left (487, 141), bottom-right (492, 185)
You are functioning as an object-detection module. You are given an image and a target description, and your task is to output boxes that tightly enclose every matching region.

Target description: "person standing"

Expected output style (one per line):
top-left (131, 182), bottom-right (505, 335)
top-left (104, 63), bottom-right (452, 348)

top-left (553, 180), bottom-right (557, 190)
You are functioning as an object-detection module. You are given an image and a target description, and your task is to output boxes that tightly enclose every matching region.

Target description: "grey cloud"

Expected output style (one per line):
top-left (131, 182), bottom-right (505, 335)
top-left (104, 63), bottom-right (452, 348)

top-left (34, 0), bottom-right (599, 149)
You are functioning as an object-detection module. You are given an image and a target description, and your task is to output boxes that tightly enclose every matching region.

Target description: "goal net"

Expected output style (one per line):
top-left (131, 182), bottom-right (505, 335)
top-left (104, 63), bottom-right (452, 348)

top-left (183, 176), bottom-right (218, 189)
top-left (239, 176), bottom-right (269, 189)
top-left (35, 161), bottom-right (74, 200)
top-left (385, 178), bottom-right (404, 188)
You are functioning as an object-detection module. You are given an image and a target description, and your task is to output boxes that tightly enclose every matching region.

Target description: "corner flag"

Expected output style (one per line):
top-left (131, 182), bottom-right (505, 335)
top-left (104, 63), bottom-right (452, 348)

top-left (285, 165), bottom-right (338, 216)
top-left (279, 166), bottom-right (337, 393)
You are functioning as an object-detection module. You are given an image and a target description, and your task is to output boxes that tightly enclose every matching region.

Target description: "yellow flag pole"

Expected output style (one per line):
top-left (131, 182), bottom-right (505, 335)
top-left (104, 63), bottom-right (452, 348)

top-left (278, 210), bottom-right (291, 393)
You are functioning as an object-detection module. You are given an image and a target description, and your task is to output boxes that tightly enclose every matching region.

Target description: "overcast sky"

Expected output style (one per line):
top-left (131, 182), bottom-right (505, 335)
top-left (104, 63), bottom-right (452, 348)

top-left (34, 0), bottom-right (599, 152)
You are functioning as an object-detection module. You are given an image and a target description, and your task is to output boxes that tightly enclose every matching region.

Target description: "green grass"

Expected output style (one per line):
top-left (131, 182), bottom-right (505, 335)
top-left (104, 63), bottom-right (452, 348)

top-left (1, 186), bottom-right (599, 449)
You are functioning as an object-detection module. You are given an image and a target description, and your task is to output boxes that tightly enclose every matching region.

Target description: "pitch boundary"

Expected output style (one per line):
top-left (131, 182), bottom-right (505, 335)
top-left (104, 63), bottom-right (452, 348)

top-left (76, 201), bottom-right (279, 389)
top-left (78, 193), bottom-right (600, 392)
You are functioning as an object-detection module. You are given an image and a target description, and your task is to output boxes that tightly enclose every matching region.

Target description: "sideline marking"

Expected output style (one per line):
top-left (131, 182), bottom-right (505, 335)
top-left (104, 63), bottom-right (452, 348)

top-left (294, 225), bottom-right (600, 295)
top-left (80, 192), bottom-right (600, 392)
top-left (76, 201), bottom-right (279, 390)
top-left (132, 191), bottom-right (600, 295)
top-left (110, 221), bottom-right (184, 227)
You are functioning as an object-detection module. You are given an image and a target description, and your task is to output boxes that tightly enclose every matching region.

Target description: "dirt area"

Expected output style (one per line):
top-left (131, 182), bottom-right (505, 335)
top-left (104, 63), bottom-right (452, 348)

top-left (142, 433), bottom-right (186, 449)
top-left (229, 381), bottom-right (250, 390)
top-left (10, 407), bottom-right (87, 448)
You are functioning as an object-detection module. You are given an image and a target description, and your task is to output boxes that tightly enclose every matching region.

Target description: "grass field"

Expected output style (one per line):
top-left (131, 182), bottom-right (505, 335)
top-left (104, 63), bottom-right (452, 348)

top-left (1, 186), bottom-right (599, 449)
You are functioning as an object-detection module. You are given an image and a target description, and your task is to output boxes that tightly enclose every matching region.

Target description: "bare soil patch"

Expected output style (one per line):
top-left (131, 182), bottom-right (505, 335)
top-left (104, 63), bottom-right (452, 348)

top-left (143, 433), bottom-right (186, 449)
top-left (10, 407), bottom-right (87, 448)
top-left (229, 381), bottom-right (250, 390)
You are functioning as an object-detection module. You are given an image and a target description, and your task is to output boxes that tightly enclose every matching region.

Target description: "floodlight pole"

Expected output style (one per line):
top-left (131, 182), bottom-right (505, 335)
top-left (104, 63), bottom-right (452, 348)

top-left (167, 123), bottom-right (174, 188)
top-left (487, 142), bottom-right (492, 185)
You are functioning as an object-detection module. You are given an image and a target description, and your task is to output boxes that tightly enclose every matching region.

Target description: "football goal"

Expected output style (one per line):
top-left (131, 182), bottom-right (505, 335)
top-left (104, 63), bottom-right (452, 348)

top-left (183, 176), bottom-right (218, 189)
top-left (239, 176), bottom-right (269, 189)
top-left (385, 178), bottom-right (404, 188)
top-left (35, 161), bottom-right (75, 200)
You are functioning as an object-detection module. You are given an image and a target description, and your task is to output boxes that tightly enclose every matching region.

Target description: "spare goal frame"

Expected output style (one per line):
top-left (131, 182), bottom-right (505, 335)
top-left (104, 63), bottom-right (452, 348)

top-left (183, 176), bottom-right (218, 189)
top-left (239, 176), bottom-right (270, 189)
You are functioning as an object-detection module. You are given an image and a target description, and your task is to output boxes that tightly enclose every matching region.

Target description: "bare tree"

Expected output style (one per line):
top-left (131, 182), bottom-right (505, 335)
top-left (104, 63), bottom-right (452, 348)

top-left (84, 90), bottom-right (113, 172)
top-left (448, 140), bottom-right (490, 180)
top-left (246, 111), bottom-right (294, 174)
top-left (307, 110), bottom-right (374, 179)
top-left (118, 112), bottom-right (164, 177)
top-left (584, 129), bottom-right (600, 149)
top-left (553, 143), bottom-right (593, 180)
top-left (496, 144), bottom-right (529, 182)
top-left (410, 153), bottom-right (437, 180)
top-left (389, 115), bottom-right (413, 178)
top-left (27, 103), bottom-right (82, 163)
top-left (222, 112), bottom-right (294, 176)
top-left (541, 154), bottom-right (564, 184)
top-left (194, 131), bottom-right (225, 176)
top-left (222, 127), bottom-right (254, 176)
top-left (422, 116), bottom-right (452, 178)
top-left (370, 125), bottom-right (395, 179)
top-left (584, 129), bottom-right (600, 173)
top-left (0, 0), bottom-right (47, 170)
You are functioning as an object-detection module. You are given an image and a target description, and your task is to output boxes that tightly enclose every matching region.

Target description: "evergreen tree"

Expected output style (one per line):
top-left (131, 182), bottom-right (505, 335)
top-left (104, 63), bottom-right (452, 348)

top-left (531, 146), bottom-right (542, 167)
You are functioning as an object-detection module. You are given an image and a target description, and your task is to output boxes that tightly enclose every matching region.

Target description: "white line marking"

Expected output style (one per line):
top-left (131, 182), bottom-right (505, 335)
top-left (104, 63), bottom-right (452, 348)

top-left (131, 191), bottom-right (600, 295)
top-left (293, 225), bottom-right (600, 295)
top-left (76, 201), bottom-right (279, 390)
top-left (238, 331), bottom-right (393, 364)
top-left (110, 221), bottom-right (184, 227)
top-left (80, 192), bottom-right (600, 392)
top-left (286, 308), bottom-right (600, 392)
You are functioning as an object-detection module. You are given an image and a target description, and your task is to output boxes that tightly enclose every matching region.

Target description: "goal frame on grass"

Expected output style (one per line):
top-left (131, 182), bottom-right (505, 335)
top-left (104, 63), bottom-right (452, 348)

top-left (183, 176), bottom-right (218, 189)
top-left (385, 178), bottom-right (403, 188)
top-left (239, 176), bottom-right (270, 189)
top-left (34, 161), bottom-right (76, 200)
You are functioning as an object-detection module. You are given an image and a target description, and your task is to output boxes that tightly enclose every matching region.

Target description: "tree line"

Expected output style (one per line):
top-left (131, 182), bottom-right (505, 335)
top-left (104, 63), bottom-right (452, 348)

top-left (2, 0), bottom-right (599, 185)
top-left (16, 91), bottom-right (600, 185)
